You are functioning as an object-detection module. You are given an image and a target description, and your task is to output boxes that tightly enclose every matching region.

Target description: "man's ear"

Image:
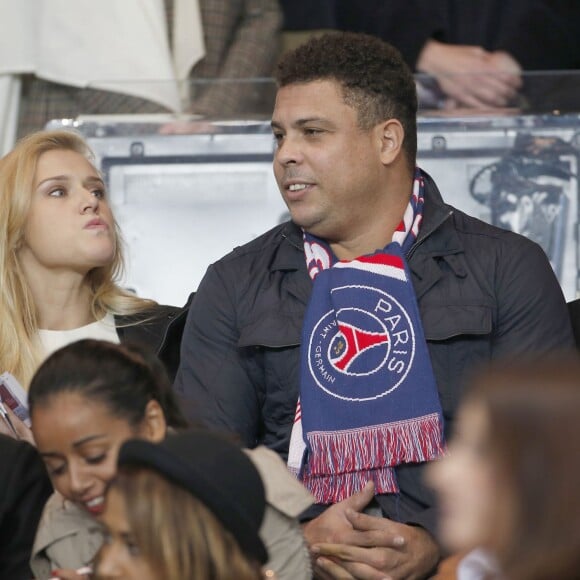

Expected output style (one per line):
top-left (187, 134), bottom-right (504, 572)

top-left (140, 400), bottom-right (167, 443)
top-left (377, 119), bottom-right (405, 166)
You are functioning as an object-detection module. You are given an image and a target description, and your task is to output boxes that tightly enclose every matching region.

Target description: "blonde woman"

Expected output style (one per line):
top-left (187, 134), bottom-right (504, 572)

top-left (0, 130), bottom-right (188, 401)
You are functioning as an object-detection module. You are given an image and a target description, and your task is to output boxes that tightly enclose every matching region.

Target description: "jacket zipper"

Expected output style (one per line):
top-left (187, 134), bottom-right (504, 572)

top-left (407, 209), bottom-right (454, 260)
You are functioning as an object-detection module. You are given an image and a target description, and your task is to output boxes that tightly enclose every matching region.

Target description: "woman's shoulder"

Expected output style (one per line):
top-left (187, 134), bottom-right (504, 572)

top-left (31, 492), bottom-right (103, 578)
top-left (115, 292), bottom-right (193, 329)
top-left (244, 446), bottom-right (314, 580)
top-left (33, 493), bottom-right (96, 549)
top-left (113, 294), bottom-right (194, 381)
top-left (244, 446), bottom-right (313, 517)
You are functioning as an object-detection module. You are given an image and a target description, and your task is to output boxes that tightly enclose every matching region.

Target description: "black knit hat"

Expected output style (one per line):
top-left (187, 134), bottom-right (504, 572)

top-left (117, 430), bottom-right (268, 564)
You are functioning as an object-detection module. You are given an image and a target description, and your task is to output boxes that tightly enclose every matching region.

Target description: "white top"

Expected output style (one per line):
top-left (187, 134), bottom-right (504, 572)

top-left (38, 312), bottom-right (119, 361)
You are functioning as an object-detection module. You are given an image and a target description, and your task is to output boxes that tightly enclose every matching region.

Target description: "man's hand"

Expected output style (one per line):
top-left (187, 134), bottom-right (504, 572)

top-left (303, 481), bottom-right (440, 579)
top-left (314, 512), bottom-right (440, 579)
top-left (302, 481), bottom-right (376, 546)
top-left (416, 40), bottom-right (522, 109)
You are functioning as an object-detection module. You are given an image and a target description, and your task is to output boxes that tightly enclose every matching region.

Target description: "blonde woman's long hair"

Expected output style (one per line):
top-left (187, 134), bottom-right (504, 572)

top-left (99, 467), bottom-right (263, 580)
top-left (0, 130), bottom-right (155, 387)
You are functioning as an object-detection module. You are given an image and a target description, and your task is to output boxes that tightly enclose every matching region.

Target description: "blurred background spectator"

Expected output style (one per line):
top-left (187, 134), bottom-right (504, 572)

top-left (0, 0), bottom-right (281, 152)
top-left (428, 355), bottom-right (580, 580)
top-left (187, 0), bottom-right (281, 118)
top-left (278, 0), bottom-right (580, 111)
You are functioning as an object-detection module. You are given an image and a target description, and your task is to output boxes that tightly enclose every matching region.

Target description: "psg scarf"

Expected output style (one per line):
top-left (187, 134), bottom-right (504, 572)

top-left (288, 171), bottom-right (445, 504)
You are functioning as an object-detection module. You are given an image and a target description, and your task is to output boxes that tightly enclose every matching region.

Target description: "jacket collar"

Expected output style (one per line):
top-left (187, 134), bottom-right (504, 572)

top-left (272, 221), bottom-right (304, 271)
top-left (414, 169), bottom-right (455, 249)
top-left (409, 170), bottom-right (465, 299)
top-left (269, 222), bottom-right (311, 305)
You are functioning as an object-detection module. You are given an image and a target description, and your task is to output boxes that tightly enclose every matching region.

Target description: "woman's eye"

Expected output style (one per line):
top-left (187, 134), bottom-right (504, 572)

top-left (47, 464), bottom-right (66, 477)
top-left (85, 454), bottom-right (106, 465)
top-left (127, 541), bottom-right (141, 557)
top-left (48, 188), bottom-right (65, 197)
top-left (92, 188), bottom-right (106, 199)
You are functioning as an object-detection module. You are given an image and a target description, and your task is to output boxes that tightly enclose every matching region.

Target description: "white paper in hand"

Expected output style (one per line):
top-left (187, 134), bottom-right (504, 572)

top-left (0, 371), bottom-right (30, 426)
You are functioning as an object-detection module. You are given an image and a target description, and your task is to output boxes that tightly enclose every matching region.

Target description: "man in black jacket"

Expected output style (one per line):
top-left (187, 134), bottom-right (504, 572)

top-left (175, 33), bottom-right (573, 579)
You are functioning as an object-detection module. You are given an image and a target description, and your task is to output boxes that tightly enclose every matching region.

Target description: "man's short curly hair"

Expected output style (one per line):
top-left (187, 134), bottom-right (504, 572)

top-left (276, 32), bottom-right (418, 169)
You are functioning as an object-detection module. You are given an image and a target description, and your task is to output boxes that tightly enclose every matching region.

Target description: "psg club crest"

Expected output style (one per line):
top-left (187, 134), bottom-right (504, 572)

top-left (307, 285), bottom-right (415, 401)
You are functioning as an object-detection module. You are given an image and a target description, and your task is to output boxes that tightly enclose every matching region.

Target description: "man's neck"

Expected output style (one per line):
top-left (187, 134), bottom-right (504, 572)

top-left (330, 173), bottom-right (414, 261)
